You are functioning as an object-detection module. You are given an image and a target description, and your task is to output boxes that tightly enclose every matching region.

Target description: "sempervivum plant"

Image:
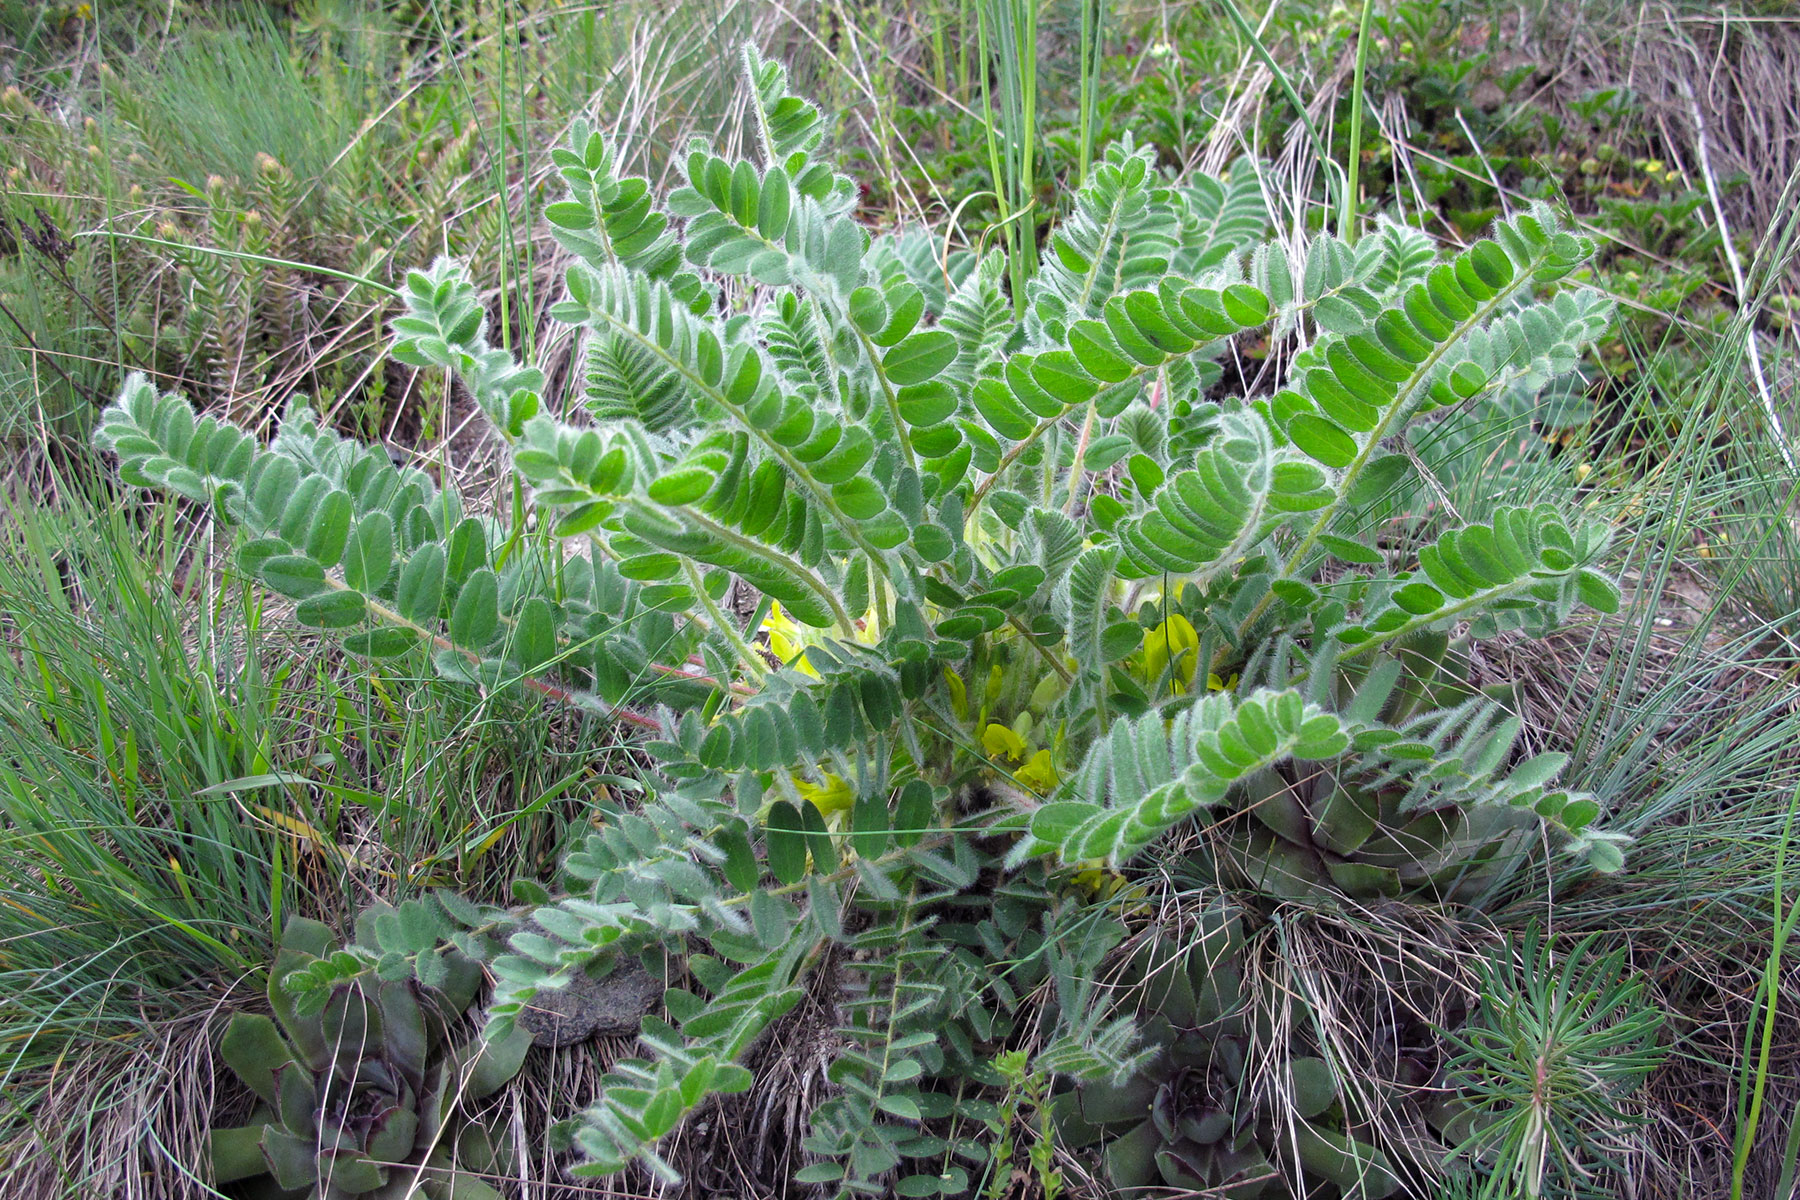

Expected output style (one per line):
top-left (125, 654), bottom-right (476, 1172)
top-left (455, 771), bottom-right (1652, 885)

top-left (1197, 631), bottom-right (1552, 906)
top-left (105, 45), bottom-right (1628, 1196)
top-left (211, 910), bottom-right (531, 1200)
top-left (1054, 916), bottom-right (1400, 1198)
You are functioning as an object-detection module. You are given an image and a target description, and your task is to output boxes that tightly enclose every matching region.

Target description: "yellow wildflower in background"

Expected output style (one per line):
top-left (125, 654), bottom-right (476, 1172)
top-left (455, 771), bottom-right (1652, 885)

top-left (944, 668), bottom-right (969, 720)
top-left (762, 600), bottom-right (880, 678)
top-left (763, 601), bottom-right (817, 676)
top-left (1015, 748), bottom-right (1061, 793)
top-left (794, 773), bottom-right (855, 821)
top-left (1069, 863), bottom-right (1151, 912)
top-left (1142, 612), bottom-right (1238, 695)
top-left (981, 719), bottom-right (1062, 794)
top-left (1143, 612), bottom-right (1199, 693)
top-left (982, 722), bottom-right (1029, 763)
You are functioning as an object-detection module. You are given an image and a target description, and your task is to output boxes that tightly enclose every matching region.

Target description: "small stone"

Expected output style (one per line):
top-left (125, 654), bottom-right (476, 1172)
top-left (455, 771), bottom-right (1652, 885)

top-left (516, 960), bottom-right (662, 1048)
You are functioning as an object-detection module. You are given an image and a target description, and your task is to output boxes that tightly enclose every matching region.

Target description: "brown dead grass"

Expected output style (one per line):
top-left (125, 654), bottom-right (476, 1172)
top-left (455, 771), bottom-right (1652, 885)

top-left (1525, 3), bottom-right (1800, 286)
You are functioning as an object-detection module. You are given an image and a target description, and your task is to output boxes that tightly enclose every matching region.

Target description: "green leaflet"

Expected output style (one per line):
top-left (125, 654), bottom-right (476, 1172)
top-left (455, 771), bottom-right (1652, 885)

top-left (883, 330), bottom-right (957, 386)
top-left (260, 554), bottom-right (327, 600)
top-left (450, 569), bottom-right (499, 649)
top-left (343, 513), bottom-right (394, 595)
top-left (396, 544), bottom-right (446, 624)
top-left (296, 590), bottom-right (367, 630)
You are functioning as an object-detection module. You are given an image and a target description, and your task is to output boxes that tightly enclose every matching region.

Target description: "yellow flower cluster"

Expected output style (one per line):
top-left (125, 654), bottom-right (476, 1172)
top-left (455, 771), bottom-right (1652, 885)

top-left (762, 601), bottom-right (879, 678)
top-left (980, 722), bottom-right (1062, 793)
top-left (763, 598), bottom-right (1231, 838)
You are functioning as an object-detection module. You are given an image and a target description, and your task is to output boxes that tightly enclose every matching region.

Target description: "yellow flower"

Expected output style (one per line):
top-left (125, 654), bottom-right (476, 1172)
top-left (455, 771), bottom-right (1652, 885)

top-left (1015, 748), bottom-right (1061, 793)
top-left (1070, 864), bottom-right (1116, 894)
top-left (763, 601), bottom-right (817, 677)
top-left (982, 722), bottom-right (1028, 763)
top-left (944, 668), bottom-right (969, 721)
top-left (794, 773), bottom-right (855, 820)
top-left (1068, 864), bottom-right (1150, 911)
top-left (762, 601), bottom-right (880, 678)
top-left (1143, 612), bottom-right (1200, 693)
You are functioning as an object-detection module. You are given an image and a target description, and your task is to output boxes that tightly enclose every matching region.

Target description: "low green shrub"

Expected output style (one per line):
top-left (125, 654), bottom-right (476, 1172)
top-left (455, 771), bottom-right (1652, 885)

top-left (99, 46), bottom-right (1628, 1197)
top-left (1431, 925), bottom-right (1666, 1200)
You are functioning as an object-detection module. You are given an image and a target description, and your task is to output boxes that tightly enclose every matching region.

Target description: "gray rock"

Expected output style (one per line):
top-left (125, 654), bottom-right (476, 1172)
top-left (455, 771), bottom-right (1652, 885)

top-left (516, 960), bottom-right (662, 1048)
